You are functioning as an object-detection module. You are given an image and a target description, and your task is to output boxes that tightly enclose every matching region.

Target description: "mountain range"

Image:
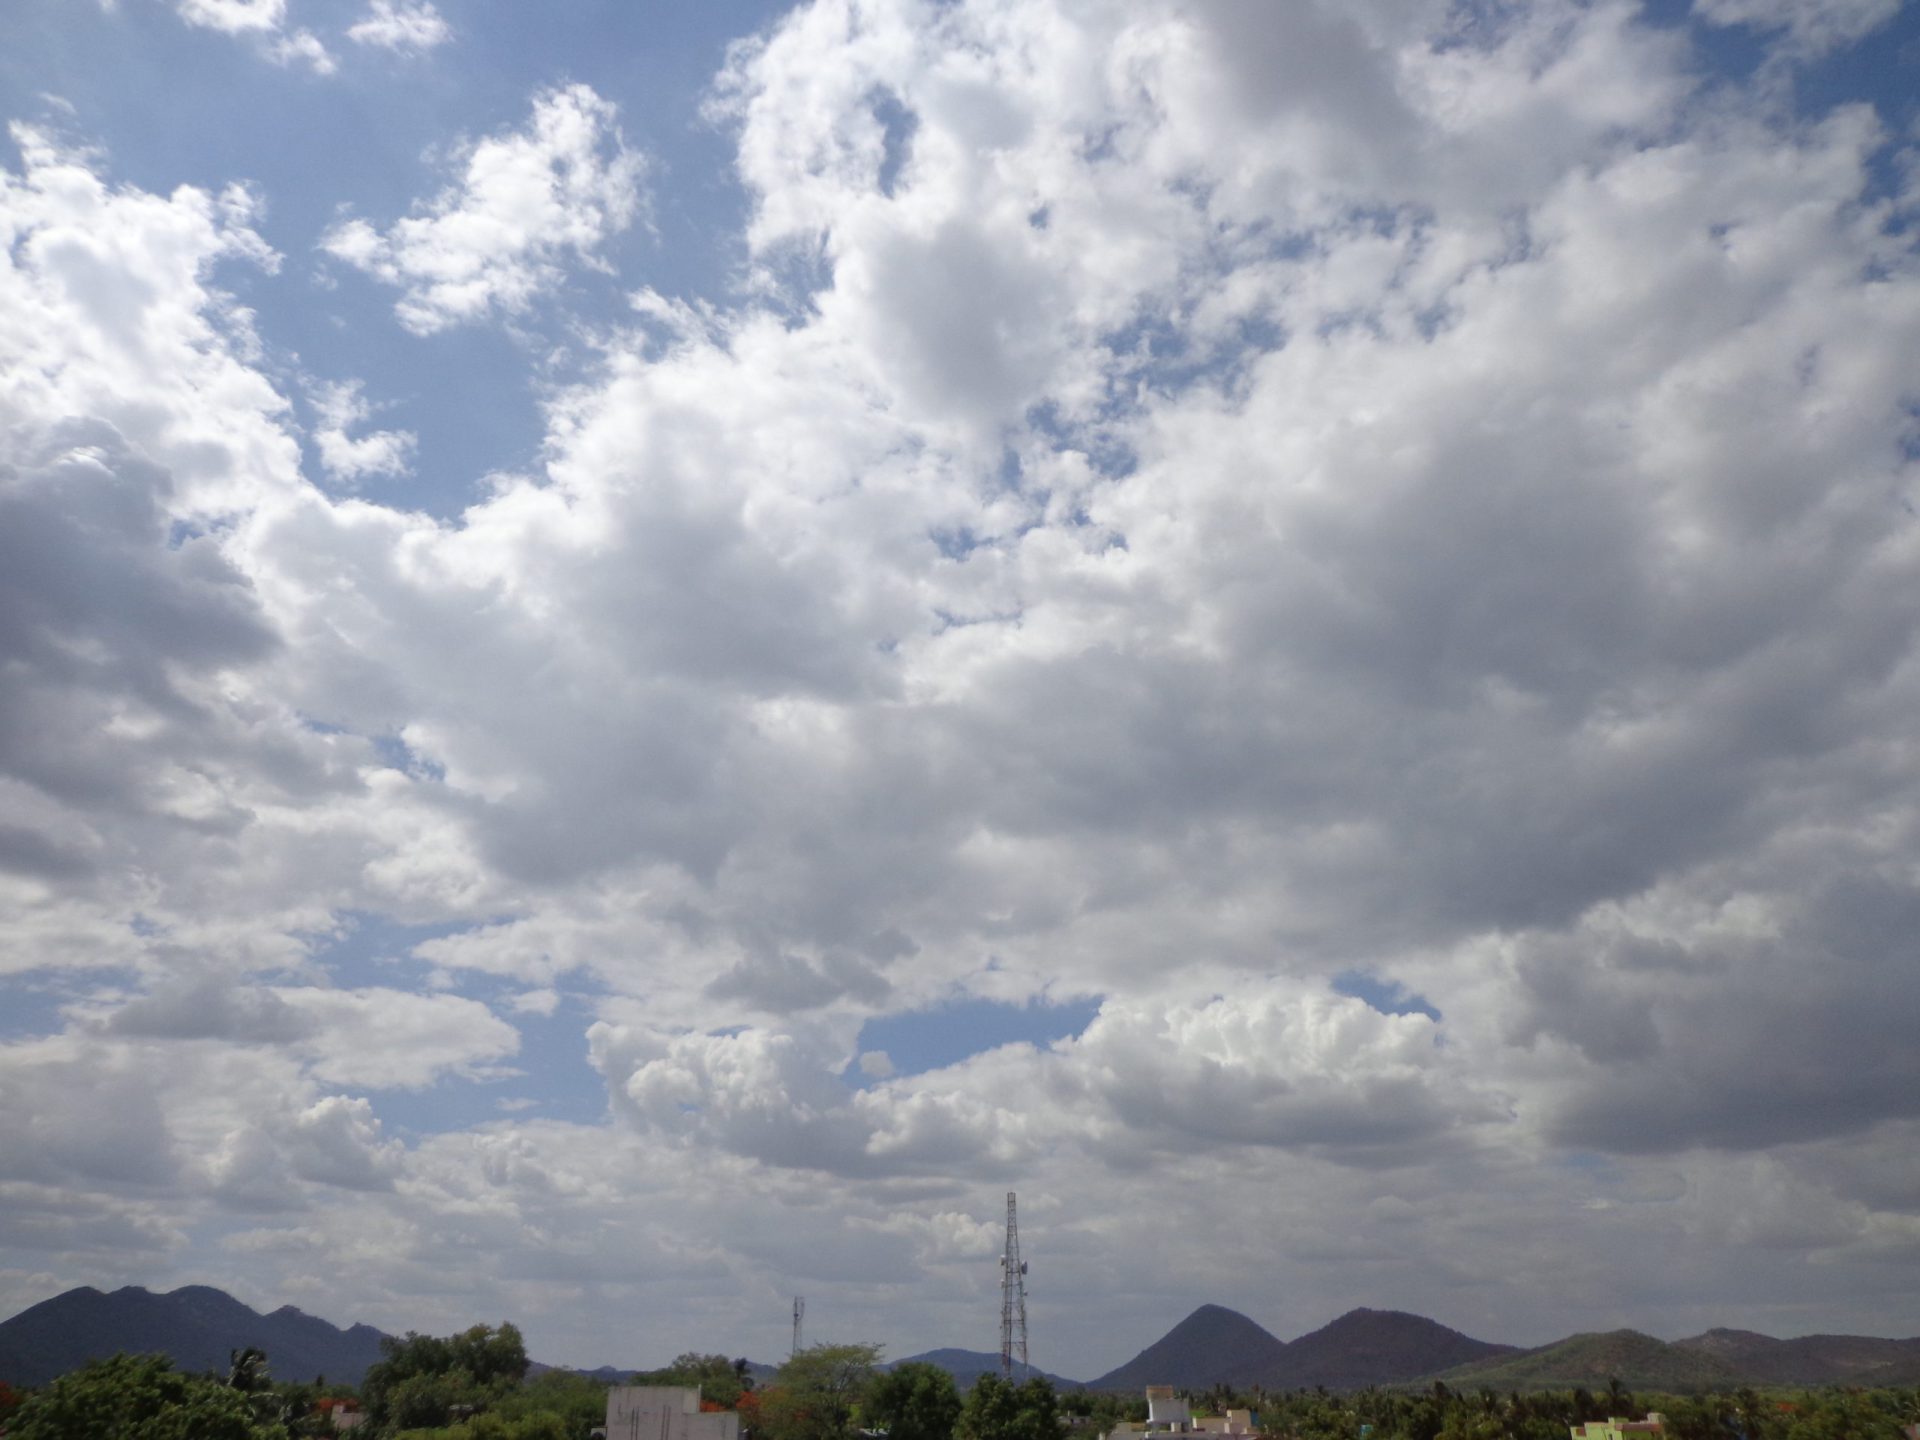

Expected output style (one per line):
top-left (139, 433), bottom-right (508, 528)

top-left (0, 1285), bottom-right (388, 1388)
top-left (5, 1285), bottom-right (1919, 1395)
top-left (1088, 1305), bottom-right (1515, 1391)
top-left (890, 1348), bottom-right (1082, 1390)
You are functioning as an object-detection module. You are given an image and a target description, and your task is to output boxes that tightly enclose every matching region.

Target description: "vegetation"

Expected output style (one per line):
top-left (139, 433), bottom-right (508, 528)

top-left (955, 1373), bottom-right (1060, 1440)
top-left (865, 1361), bottom-right (963, 1440)
top-left (1131, 1378), bottom-right (1920, 1440)
top-left (749, 1343), bottom-right (884, 1440)
top-left (633, 1352), bottom-right (758, 1409)
top-left (6, 1351), bottom-right (289, 1439)
top-left (1427, 1331), bottom-right (1741, 1395)
top-left (9, 1326), bottom-right (1920, 1440)
top-left (363, 1323), bottom-right (531, 1433)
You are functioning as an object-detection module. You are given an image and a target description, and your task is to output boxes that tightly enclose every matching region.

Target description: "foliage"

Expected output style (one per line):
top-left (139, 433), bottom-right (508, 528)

top-left (1094, 1379), bottom-right (1920, 1440)
top-left (632, 1352), bottom-right (756, 1409)
top-left (363, 1323), bottom-right (530, 1433)
top-left (7, 1351), bottom-right (289, 1440)
top-left (230, 1346), bottom-right (274, 1394)
top-left (394, 1412), bottom-right (571, 1440)
top-left (481, 1369), bottom-right (612, 1439)
top-left (754, 1343), bottom-right (884, 1440)
top-left (955, 1374), bottom-right (1058, 1440)
top-left (865, 1361), bottom-right (963, 1440)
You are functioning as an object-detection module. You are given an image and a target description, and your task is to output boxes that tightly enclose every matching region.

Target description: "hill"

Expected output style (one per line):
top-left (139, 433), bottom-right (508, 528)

top-left (532, 1359), bottom-right (781, 1387)
top-left (1430, 1329), bottom-right (1740, 1394)
top-left (1270, 1309), bottom-right (1515, 1390)
top-left (1089, 1305), bottom-right (1289, 1391)
top-left (0, 1284), bottom-right (390, 1388)
top-left (891, 1348), bottom-right (1081, 1390)
top-left (1673, 1328), bottom-right (1920, 1386)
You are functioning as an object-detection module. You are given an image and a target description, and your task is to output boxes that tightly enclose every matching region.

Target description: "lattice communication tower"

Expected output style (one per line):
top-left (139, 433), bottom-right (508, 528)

top-left (999, 1191), bottom-right (1028, 1378)
top-left (792, 1296), bottom-right (805, 1358)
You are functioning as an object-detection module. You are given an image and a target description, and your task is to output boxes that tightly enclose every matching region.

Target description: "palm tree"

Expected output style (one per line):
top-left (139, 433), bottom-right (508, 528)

top-left (227, 1346), bottom-right (270, 1393)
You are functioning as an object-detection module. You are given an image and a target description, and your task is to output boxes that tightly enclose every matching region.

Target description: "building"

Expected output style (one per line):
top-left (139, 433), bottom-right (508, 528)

top-left (1569, 1416), bottom-right (1665, 1439)
top-left (603, 1386), bottom-right (743, 1440)
top-left (317, 1396), bottom-right (366, 1432)
top-left (1102, 1388), bottom-right (1257, 1440)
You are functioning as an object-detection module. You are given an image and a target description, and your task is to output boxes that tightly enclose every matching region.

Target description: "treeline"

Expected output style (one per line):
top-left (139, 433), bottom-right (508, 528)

top-left (0, 1329), bottom-right (1062, 1440)
top-left (7, 1331), bottom-right (1919, 1440)
top-left (1174, 1377), bottom-right (1920, 1440)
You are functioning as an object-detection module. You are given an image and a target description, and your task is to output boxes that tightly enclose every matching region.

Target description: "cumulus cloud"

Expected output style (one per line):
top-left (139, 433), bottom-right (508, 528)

top-left (319, 84), bottom-right (646, 333)
top-left (311, 380), bottom-right (416, 485)
top-left (174, 0), bottom-right (284, 34)
top-left (7, 0), bottom-right (1920, 1375)
top-left (275, 987), bottom-right (520, 1089)
top-left (589, 990), bottom-right (1494, 1181)
top-left (348, 0), bottom-right (450, 54)
top-left (170, 0), bottom-right (334, 73)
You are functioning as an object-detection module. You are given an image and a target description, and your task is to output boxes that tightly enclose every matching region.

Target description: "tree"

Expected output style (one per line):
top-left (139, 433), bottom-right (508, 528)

top-left (955, 1374), bottom-right (1058, 1440)
top-left (864, 1362), bottom-right (961, 1440)
top-left (8, 1351), bottom-right (288, 1440)
top-left (230, 1347), bottom-right (273, 1394)
top-left (487, 1368), bottom-right (613, 1438)
top-left (757, 1344), bottom-right (883, 1440)
top-left (633, 1353), bottom-right (754, 1409)
top-left (363, 1323), bottom-right (530, 1432)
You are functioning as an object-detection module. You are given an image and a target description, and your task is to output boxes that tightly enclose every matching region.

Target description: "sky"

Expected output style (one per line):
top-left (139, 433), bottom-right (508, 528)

top-left (2, 0), bottom-right (1920, 1383)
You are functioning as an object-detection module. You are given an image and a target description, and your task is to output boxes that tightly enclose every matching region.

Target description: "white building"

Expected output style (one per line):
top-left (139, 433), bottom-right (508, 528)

top-left (603, 1385), bottom-right (743, 1440)
top-left (1102, 1389), bottom-right (1257, 1440)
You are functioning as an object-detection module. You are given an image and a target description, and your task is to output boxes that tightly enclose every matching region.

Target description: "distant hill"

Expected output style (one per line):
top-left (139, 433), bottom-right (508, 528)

top-left (1430, 1329), bottom-right (1741, 1394)
top-left (0, 1285), bottom-right (390, 1388)
top-left (1673, 1328), bottom-right (1920, 1387)
top-left (531, 1359), bottom-right (780, 1387)
top-left (1272, 1309), bottom-right (1515, 1390)
top-left (1090, 1305), bottom-right (1290, 1391)
top-left (891, 1348), bottom-right (1081, 1390)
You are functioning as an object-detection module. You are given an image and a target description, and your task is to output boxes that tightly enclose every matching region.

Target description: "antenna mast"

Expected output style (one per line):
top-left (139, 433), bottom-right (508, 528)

top-left (792, 1296), bottom-right (805, 1358)
top-left (999, 1191), bottom-right (1028, 1379)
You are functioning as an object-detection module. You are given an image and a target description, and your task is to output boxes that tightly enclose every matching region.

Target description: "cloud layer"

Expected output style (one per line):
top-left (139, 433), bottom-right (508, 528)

top-left (4, 0), bottom-right (1920, 1377)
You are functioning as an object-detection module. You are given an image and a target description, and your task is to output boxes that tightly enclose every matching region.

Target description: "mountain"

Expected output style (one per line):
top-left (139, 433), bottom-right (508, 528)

top-left (1269, 1309), bottom-right (1515, 1390)
top-left (1673, 1328), bottom-right (1920, 1387)
top-left (0, 1285), bottom-right (390, 1388)
top-left (1089, 1305), bottom-right (1290, 1391)
top-left (1429, 1329), bottom-right (1741, 1394)
top-left (890, 1348), bottom-right (1081, 1390)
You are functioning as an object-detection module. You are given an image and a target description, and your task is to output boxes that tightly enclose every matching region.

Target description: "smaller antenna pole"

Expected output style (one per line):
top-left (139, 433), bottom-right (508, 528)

top-left (792, 1296), bottom-right (805, 1358)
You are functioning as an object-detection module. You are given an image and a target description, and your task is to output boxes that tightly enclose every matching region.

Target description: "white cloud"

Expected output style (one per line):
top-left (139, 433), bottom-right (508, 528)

top-left (267, 28), bottom-right (336, 75)
top-left (7, 0), bottom-right (1920, 1376)
top-left (275, 987), bottom-right (520, 1089)
top-left (319, 84), bottom-right (646, 334)
top-left (169, 0), bottom-right (335, 73)
top-left (1692, 0), bottom-right (1902, 56)
top-left (348, 0), bottom-right (451, 53)
top-left (312, 379), bottom-right (417, 485)
top-left (506, 987), bottom-right (559, 1016)
top-left (174, 0), bottom-right (284, 34)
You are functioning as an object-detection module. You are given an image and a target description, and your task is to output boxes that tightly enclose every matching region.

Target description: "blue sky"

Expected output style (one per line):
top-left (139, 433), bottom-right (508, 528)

top-left (3, 0), bottom-right (1920, 1379)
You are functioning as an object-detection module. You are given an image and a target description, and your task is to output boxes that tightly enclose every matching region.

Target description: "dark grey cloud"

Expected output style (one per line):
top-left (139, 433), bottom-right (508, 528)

top-left (1526, 873), bottom-right (1920, 1154)
top-left (706, 949), bottom-right (891, 1012)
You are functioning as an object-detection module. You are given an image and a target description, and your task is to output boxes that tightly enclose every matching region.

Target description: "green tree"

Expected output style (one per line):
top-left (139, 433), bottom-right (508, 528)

top-left (487, 1369), bottom-right (612, 1439)
top-left (633, 1353), bottom-right (754, 1409)
top-left (864, 1362), bottom-right (961, 1440)
top-left (955, 1374), bottom-right (1058, 1440)
top-left (9, 1352), bottom-right (288, 1440)
top-left (758, 1344), bottom-right (883, 1440)
top-left (364, 1323), bottom-right (529, 1433)
top-left (230, 1346), bottom-right (273, 1394)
